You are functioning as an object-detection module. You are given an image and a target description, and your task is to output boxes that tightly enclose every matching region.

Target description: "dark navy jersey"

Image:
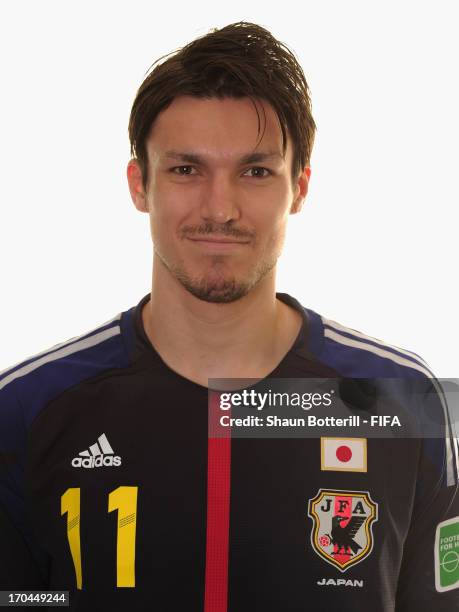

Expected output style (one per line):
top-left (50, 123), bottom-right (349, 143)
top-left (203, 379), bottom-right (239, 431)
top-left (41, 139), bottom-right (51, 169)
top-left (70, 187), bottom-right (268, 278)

top-left (1, 292), bottom-right (458, 611)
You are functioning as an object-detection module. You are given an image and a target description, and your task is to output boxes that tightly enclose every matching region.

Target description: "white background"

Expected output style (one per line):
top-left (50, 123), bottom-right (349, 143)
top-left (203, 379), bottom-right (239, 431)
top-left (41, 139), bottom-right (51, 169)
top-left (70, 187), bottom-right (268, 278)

top-left (0, 1), bottom-right (457, 376)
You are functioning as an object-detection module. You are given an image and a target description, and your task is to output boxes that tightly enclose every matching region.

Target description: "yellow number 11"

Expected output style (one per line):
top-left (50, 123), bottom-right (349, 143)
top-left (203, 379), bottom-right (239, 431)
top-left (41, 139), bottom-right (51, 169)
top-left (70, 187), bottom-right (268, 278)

top-left (61, 486), bottom-right (138, 589)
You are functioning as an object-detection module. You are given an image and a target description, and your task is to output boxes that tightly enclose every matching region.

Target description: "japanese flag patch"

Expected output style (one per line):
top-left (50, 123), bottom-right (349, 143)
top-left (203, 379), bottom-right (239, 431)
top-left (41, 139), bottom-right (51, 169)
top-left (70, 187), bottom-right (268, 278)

top-left (321, 437), bottom-right (367, 472)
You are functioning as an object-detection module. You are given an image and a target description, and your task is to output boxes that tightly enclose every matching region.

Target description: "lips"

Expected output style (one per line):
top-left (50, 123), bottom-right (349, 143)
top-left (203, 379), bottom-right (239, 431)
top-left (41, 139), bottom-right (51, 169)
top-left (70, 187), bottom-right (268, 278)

top-left (187, 237), bottom-right (249, 244)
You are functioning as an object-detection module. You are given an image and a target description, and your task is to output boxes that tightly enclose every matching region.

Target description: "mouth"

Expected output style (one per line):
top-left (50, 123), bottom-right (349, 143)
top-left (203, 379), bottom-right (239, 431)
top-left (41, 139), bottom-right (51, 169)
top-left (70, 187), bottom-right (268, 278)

top-left (186, 237), bottom-right (250, 247)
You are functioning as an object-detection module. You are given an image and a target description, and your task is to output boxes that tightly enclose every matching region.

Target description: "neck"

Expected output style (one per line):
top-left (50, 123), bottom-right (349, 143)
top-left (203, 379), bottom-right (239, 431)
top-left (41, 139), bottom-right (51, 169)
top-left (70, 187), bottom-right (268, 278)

top-left (141, 255), bottom-right (302, 386)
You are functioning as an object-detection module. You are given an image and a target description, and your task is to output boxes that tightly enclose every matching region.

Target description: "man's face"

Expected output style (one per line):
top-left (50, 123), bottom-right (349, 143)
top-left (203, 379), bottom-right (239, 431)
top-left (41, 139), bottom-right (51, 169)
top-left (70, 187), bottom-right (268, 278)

top-left (128, 95), bottom-right (310, 303)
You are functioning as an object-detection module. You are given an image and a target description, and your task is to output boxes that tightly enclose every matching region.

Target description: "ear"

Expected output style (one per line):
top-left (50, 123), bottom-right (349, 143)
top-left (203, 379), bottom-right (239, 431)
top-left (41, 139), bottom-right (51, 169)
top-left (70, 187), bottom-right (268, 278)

top-left (127, 159), bottom-right (148, 212)
top-left (290, 166), bottom-right (311, 215)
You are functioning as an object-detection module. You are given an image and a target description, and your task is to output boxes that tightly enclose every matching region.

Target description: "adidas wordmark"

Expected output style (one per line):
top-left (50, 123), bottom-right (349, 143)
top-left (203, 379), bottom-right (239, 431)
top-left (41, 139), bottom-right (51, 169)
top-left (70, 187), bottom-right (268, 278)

top-left (71, 433), bottom-right (122, 469)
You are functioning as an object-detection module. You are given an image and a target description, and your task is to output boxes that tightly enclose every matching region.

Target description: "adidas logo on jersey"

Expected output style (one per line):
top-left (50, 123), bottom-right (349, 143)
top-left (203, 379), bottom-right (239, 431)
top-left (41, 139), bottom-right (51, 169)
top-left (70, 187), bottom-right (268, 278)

top-left (71, 433), bottom-right (122, 468)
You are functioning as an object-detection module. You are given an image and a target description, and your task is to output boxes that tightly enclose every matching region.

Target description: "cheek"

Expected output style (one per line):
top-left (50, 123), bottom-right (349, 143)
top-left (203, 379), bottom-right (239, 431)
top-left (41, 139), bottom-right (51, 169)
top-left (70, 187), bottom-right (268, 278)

top-left (148, 211), bottom-right (168, 246)
top-left (261, 212), bottom-right (289, 252)
top-left (146, 189), bottom-right (174, 231)
top-left (148, 182), bottom-right (194, 224)
top-left (261, 206), bottom-right (289, 235)
top-left (147, 201), bottom-right (188, 251)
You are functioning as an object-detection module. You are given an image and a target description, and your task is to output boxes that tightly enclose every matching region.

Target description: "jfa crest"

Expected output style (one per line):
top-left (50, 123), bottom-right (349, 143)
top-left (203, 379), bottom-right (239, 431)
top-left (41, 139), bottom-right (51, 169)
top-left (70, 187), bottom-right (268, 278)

top-left (308, 489), bottom-right (378, 572)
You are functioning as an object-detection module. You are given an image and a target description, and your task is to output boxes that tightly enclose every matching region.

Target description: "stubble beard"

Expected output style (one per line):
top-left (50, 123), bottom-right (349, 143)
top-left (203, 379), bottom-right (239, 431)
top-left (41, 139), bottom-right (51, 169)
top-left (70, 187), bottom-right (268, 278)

top-left (158, 251), bottom-right (278, 304)
top-left (152, 218), bottom-right (285, 303)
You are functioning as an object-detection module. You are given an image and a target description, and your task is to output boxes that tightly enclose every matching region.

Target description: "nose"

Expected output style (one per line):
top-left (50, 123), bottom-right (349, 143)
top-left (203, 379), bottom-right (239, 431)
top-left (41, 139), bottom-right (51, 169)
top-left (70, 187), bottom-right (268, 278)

top-left (199, 175), bottom-right (241, 224)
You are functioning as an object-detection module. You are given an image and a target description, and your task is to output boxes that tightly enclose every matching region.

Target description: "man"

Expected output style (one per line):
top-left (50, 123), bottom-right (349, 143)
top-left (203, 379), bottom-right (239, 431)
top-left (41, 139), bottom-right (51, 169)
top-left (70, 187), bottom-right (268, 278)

top-left (0, 21), bottom-right (458, 611)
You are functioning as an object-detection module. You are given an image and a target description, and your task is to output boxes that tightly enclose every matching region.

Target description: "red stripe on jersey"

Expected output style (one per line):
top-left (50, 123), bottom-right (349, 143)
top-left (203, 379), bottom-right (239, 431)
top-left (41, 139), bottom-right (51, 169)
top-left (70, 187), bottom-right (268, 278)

top-left (204, 392), bottom-right (231, 612)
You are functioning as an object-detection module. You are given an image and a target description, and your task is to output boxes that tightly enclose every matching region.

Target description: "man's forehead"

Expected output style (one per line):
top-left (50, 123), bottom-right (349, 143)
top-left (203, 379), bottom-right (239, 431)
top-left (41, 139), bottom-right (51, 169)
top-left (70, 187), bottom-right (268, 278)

top-left (146, 95), bottom-right (290, 161)
top-left (157, 149), bottom-right (286, 164)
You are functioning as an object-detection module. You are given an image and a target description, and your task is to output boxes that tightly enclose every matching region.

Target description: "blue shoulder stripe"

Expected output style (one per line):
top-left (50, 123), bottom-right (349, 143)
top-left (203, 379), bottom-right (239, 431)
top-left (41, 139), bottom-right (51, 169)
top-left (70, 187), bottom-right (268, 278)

top-left (322, 316), bottom-right (432, 374)
top-left (323, 326), bottom-right (434, 378)
top-left (0, 312), bottom-right (130, 430)
top-left (0, 313), bottom-right (122, 385)
top-left (307, 309), bottom-right (458, 487)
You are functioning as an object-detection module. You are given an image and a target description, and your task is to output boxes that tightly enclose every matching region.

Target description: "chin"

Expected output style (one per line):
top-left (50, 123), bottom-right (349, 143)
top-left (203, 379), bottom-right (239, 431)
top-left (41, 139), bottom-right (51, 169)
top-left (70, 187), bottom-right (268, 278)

top-left (177, 261), bottom-right (277, 303)
top-left (179, 275), bottom-right (252, 303)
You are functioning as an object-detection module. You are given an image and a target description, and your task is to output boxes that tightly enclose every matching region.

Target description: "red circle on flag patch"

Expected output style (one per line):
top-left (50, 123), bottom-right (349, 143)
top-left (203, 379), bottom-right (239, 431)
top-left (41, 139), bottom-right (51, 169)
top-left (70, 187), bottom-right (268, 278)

top-left (336, 445), bottom-right (352, 462)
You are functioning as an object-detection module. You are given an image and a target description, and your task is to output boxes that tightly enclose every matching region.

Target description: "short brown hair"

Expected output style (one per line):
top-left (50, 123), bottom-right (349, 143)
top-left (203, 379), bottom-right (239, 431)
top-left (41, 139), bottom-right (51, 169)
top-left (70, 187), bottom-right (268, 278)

top-left (128, 21), bottom-right (316, 189)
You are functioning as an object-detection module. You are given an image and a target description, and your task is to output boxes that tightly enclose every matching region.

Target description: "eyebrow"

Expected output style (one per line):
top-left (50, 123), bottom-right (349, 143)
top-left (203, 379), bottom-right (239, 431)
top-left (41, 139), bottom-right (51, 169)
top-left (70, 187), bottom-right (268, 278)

top-left (163, 150), bottom-right (285, 164)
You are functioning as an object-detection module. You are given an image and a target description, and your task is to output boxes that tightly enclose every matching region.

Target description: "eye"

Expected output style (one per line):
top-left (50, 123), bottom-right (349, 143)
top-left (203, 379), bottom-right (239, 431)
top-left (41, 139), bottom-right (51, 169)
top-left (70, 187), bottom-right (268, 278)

top-left (171, 166), bottom-right (197, 175)
top-left (243, 167), bottom-right (272, 178)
